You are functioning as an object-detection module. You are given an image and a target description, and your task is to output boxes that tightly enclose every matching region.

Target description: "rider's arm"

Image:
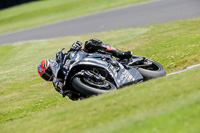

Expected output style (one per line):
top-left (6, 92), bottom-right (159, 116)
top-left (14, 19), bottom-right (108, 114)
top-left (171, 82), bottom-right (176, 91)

top-left (53, 78), bottom-right (64, 95)
top-left (53, 79), bottom-right (80, 100)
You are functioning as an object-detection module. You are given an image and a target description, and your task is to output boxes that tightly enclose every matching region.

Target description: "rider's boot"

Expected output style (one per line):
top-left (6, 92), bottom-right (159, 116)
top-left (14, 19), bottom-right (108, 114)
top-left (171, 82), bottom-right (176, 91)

top-left (105, 44), bottom-right (132, 58)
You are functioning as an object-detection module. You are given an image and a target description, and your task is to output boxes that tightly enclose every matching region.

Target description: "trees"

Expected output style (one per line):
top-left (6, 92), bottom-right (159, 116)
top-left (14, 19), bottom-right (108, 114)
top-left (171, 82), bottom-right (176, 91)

top-left (0, 0), bottom-right (38, 10)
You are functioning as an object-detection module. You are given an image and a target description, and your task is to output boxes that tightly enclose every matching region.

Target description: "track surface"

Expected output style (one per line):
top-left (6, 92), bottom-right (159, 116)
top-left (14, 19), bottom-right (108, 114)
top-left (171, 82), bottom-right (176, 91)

top-left (0, 0), bottom-right (200, 45)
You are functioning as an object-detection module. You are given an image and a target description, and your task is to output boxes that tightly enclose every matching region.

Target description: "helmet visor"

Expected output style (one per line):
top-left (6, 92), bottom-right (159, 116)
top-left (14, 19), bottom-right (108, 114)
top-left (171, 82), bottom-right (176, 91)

top-left (41, 66), bottom-right (53, 81)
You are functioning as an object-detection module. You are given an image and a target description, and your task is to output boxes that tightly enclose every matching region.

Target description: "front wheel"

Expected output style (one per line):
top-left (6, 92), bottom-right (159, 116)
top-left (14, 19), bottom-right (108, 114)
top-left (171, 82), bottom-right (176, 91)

top-left (72, 77), bottom-right (117, 95)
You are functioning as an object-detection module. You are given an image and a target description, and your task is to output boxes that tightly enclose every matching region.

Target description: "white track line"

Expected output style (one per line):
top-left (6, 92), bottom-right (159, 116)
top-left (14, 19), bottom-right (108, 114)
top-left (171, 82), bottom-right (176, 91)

top-left (167, 63), bottom-right (200, 76)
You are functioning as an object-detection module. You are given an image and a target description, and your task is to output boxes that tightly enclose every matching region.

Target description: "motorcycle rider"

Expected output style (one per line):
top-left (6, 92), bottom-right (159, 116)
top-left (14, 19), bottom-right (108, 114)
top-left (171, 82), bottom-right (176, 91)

top-left (37, 38), bottom-right (132, 100)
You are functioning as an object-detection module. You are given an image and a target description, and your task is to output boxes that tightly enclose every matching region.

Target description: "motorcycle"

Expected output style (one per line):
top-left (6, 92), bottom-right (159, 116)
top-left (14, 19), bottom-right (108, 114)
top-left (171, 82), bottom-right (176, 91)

top-left (55, 48), bottom-right (166, 99)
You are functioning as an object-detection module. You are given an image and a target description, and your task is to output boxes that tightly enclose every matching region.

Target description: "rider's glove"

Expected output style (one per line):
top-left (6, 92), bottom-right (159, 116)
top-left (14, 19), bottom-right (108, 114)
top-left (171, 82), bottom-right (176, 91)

top-left (71, 41), bottom-right (82, 51)
top-left (54, 82), bottom-right (64, 93)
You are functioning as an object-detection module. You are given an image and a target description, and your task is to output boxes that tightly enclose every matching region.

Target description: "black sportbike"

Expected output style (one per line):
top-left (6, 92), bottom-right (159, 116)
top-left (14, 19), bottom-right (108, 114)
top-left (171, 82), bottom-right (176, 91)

top-left (57, 48), bottom-right (166, 99)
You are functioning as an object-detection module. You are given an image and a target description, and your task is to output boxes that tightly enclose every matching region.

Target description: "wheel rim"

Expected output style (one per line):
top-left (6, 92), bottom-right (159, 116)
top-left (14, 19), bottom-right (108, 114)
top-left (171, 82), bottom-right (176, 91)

top-left (78, 77), bottom-right (115, 91)
top-left (141, 62), bottom-right (160, 71)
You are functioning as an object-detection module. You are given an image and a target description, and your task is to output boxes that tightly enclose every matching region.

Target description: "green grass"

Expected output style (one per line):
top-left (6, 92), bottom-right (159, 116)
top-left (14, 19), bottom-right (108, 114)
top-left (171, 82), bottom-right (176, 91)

top-left (0, 0), bottom-right (146, 34)
top-left (0, 17), bottom-right (200, 132)
top-left (1, 68), bottom-right (200, 133)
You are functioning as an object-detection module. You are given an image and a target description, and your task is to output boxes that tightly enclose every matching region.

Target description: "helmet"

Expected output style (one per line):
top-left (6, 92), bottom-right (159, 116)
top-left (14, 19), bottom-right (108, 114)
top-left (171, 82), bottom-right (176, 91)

top-left (37, 59), bottom-right (54, 81)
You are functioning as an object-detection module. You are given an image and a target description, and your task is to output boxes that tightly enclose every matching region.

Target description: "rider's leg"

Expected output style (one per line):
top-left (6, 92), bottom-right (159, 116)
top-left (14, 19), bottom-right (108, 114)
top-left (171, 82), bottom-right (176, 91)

top-left (104, 44), bottom-right (132, 58)
top-left (84, 38), bottom-right (132, 58)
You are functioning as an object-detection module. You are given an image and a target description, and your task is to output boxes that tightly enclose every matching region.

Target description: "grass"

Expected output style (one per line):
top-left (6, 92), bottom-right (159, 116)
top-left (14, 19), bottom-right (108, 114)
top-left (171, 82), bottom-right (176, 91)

top-left (0, 17), bottom-right (200, 132)
top-left (1, 63), bottom-right (200, 133)
top-left (0, 0), bottom-right (147, 34)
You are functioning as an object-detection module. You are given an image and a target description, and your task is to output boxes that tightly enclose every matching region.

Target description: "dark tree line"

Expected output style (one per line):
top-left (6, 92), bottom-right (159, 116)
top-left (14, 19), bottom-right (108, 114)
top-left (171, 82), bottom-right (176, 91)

top-left (0, 0), bottom-right (39, 10)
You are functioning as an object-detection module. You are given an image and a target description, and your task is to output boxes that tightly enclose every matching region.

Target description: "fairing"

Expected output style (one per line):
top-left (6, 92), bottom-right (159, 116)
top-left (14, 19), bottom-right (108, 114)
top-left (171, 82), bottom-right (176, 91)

top-left (66, 50), bottom-right (143, 88)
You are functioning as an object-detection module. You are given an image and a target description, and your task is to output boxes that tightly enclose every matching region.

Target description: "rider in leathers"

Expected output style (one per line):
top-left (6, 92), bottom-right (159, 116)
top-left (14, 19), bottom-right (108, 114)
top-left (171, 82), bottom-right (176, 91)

top-left (37, 39), bottom-right (132, 100)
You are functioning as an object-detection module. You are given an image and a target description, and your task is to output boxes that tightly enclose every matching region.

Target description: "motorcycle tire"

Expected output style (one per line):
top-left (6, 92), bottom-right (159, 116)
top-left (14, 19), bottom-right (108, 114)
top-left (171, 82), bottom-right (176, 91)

top-left (72, 77), bottom-right (117, 95)
top-left (137, 59), bottom-right (166, 80)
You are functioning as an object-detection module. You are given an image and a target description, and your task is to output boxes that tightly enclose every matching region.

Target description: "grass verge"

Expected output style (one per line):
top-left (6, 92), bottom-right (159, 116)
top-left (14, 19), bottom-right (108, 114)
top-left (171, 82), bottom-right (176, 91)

top-left (0, 17), bottom-right (200, 132)
top-left (0, 0), bottom-right (146, 34)
top-left (1, 65), bottom-right (200, 133)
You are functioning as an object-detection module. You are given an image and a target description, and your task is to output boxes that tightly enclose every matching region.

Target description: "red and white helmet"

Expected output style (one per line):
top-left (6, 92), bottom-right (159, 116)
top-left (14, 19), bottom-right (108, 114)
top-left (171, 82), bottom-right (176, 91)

top-left (37, 59), bottom-right (54, 81)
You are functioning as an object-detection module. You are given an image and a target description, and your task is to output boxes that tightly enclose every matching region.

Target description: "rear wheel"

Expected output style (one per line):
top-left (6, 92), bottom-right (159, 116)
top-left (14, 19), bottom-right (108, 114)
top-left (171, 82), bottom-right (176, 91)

top-left (72, 77), bottom-right (117, 95)
top-left (130, 57), bottom-right (166, 80)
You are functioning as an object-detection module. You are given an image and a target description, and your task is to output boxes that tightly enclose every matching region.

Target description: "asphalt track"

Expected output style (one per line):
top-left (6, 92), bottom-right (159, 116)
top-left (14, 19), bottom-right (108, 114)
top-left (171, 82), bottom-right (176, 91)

top-left (0, 0), bottom-right (200, 45)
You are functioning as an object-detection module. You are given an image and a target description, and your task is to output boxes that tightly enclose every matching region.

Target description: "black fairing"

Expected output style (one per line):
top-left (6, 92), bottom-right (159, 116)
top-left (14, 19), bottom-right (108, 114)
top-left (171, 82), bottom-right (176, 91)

top-left (65, 50), bottom-right (143, 88)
